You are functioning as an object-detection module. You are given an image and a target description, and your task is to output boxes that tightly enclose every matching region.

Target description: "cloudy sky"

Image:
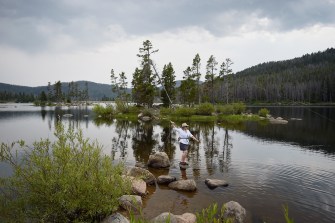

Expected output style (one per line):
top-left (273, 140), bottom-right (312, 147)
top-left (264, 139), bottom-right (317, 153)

top-left (0, 0), bottom-right (334, 87)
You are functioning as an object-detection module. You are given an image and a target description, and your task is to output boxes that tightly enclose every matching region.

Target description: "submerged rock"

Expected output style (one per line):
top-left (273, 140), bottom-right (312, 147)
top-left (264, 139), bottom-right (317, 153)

top-left (102, 213), bottom-right (129, 223)
top-left (205, 178), bottom-right (228, 189)
top-left (147, 152), bottom-right (170, 168)
top-left (157, 175), bottom-right (177, 184)
top-left (223, 201), bottom-right (246, 223)
top-left (151, 212), bottom-right (196, 223)
top-left (168, 179), bottom-right (197, 191)
top-left (127, 167), bottom-right (156, 185)
top-left (119, 195), bottom-right (142, 213)
top-left (268, 117), bottom-right (288, 124)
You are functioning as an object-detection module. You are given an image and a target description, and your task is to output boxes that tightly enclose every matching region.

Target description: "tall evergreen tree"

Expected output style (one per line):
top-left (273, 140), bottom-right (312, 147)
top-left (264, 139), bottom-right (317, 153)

top-left (205, 55), bottom-right (218, 104)
top-left (219, 58), bottom-right (234, 104)
top-left (179, 66), bottom-right (197, 106)
top-left (53, 81), bottom-right (62, 103)
top-left (161, 62), bottom-right (176, 107)
top-left (132, 40), bottom-right (158, 107)
top-left (191, 53), bottom-right (202, 104)
top-left (47, 82), bottom-right (53, 102)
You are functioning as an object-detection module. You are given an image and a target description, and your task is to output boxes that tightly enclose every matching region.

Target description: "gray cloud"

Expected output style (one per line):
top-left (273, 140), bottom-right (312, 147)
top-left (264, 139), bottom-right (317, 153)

top-left (0, 0), bottom-right (334, 52)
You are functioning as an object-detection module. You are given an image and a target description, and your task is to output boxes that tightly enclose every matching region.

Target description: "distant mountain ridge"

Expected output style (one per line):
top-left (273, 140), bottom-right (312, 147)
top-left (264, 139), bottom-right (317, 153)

top-left (0, 81), bottom-right (118, 101)
top-left (1, 48), bottom-right (334, 103)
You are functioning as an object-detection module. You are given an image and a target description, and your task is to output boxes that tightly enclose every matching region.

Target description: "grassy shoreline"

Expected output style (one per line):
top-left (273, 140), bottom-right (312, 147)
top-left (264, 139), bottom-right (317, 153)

top-left (93, 102), bottom-right (269, 125)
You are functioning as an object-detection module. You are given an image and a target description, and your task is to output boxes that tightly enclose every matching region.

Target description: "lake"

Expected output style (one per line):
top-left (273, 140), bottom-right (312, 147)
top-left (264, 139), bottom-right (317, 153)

top-left (0, 103), bottom-right (334, 223)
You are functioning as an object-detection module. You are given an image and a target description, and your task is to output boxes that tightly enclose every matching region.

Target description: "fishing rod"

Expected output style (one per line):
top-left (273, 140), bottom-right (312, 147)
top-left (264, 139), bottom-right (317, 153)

top-left (149, 59), bottom-right (173, 106)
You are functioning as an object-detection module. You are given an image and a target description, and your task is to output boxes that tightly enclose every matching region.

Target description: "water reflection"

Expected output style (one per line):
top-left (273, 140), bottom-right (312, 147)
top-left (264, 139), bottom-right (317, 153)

top-left (111, 120), bottom-right (131, 160)
top-left (1, 104), bottom-right (335, 223)
top-left (132, 122), bottom-right (158, 164)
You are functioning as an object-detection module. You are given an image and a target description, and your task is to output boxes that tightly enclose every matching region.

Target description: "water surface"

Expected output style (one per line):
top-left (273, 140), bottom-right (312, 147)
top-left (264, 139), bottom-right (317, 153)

top-left (0, 103), bottom-right (334, 223)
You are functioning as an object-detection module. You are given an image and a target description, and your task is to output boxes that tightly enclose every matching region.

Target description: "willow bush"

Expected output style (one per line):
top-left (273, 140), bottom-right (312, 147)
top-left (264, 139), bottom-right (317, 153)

top-left (92, 104), bottom-right (115, 118)
top-left (0, 124), bottom-right (131, 222)
top-left (195, 103), bottom-right (215, 116)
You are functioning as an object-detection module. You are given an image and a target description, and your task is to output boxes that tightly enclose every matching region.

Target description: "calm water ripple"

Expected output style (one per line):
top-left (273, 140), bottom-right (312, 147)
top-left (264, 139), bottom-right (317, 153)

top-left (0, 104), bottom-right (334, 223)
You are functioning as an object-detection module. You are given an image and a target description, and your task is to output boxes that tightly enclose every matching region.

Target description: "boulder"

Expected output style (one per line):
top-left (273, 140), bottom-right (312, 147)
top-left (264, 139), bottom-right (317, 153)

top-left (102, 213), bottom-right (129, 223)
top-left (127, 167), bottom-right (156, 185)
top-left (119, 195), bottom-right (142, 213)
top-left (135, 162), bottom-right (146, 168)
top-left (223, 201), bottom-right (246, 223)
top-left (269, 117), bottom-right (288, 124)
top-left (147, 152), bottom-right (170, 168)
top-left (123, 176), bottom-right (147, 196)
top-left (205, 179), bottom-right (228, 189)
top-left (157, 175), bottom-right (177, 184)
top-left (151, 212), bottom-right (196, 223)
top-left (168, 179), bottom-right (197, 192)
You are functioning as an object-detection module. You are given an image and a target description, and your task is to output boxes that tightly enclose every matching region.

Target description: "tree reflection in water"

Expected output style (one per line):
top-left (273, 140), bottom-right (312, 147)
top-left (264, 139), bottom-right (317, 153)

top-left (202, 123), bottom-right (219, 175)
top-left (219, 127), bottom-right (232, 173)
top-left (160, 123), bottom-right (177, 160)
top-left (111, 120), bottom-right (131, 160)
top-left (132, 121), bottom-right (158, 164)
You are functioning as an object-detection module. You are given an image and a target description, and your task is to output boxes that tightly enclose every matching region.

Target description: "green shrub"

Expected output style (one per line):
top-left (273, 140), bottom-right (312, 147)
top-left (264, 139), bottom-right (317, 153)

top-left (195, 103), bottom-right (215, 116)
top-left (258, 108), bottom-right (270, 117)
top-left (196, 203), bottom-right (233, 223)
top-left (231, 102), bottom-right (246, 114)
top-left (0, 124), bottom-right (131, 222)
top-left (216, 104), bottom-right (235, 115)
top-left (93, 104), bottom-right (114, 118)
top-left (141, 108), bottom-right (154, 117)
top-left (115, 100), bottom-right (140, 114)
top-left (174, 106), bottom-right (195, 117)
top-left (160, 107), bottom-right (173, 116)
top-left (216, 103), bottom-right (246, 115)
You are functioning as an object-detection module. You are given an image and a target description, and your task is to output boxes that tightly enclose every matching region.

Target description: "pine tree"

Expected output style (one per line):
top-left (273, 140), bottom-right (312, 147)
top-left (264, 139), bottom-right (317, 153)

top-left (191, 53), bottom-right (202, 104)
top-left (53, 81), bottom-right (62, 103)
top-left (132, 40), bottom-right (158, 107)
top-left (161, 62), bottom-right (176, 107)
top-left (219, 58), bottom-right (234, 104)
top-left (205, 55), bottom-right (218, 104)
top-left (179, 66), bottom-right (197, 106)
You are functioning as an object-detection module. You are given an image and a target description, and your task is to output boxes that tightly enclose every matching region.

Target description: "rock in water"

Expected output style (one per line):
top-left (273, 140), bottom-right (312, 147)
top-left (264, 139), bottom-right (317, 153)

top-left (223, 201), bottom-right (246, 223)
top-left (127, 167), bottom-right (156, 185)
top-left (123, 176), bottom-right (147, 196)
top-left (151, 212), bottom-right (196, 223)
top-left (147, 152), bottom-right (170, 168)
top-left (205, 178), bottom-right (228, 189)
top-left (157, 175), bottom-right (177, 184)
top-left (119, 195), bottom-right (142, 213)
top-left (168, 179), bottom-right (197, 191)
top-left (102, 213), bottom-right (129, 223)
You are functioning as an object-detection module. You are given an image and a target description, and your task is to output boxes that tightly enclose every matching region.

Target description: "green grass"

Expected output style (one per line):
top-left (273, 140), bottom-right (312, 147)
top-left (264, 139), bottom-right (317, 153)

top-left (0, 124), bottom-right (131, 222)
top-left (218, 114), bottom-right (261, 124)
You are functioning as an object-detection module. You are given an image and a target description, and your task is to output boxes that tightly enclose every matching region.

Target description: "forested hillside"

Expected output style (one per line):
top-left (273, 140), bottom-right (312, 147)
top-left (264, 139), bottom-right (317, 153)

top-left (1, 48), bottom-right (334, 104)
top-left (0, 81), bottom-right (118, 102)
top-left (228, 48), bottom-right (335, 103)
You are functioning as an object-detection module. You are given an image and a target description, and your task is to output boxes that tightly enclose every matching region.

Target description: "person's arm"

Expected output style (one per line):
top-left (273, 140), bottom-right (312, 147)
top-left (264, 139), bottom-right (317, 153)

top-left (189, 131), bottom-right (200, 143)
top-left (170, 121), bottom-right (176, 129)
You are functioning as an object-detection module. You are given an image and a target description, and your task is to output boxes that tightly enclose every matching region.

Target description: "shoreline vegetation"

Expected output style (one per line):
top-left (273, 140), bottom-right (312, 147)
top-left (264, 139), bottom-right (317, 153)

top-left (0, 124), bottom-right (294, 223)
top-left (92, 101), bottom-right (272, 125)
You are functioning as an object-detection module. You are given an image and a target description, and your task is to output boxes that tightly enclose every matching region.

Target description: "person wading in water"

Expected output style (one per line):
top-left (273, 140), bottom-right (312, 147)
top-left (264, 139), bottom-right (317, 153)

top-left (170, 121), bottom-right (200, 165)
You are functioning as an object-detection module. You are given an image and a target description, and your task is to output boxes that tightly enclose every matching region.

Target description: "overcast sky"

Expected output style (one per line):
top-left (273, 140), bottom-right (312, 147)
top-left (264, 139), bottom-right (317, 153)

top-left (0, 0), bottom-right (334, 87)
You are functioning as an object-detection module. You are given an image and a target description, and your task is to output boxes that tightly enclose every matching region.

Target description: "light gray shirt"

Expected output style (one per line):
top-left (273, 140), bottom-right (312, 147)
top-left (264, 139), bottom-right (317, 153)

top-left (173, 127), bottom-right (194, 145)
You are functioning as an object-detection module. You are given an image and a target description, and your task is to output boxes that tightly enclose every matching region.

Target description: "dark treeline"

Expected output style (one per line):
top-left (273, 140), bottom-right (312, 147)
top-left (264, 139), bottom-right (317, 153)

top-left (0, 91), bottom-right (35, 103)
top-left (1, 47), bottom-right (334, 105)
top-left (125, 41), bottom-right (335, 107)
top-left (227, 48), bottom-right (335, 103)
top-left (0, 81), bottom-right (120, 103)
